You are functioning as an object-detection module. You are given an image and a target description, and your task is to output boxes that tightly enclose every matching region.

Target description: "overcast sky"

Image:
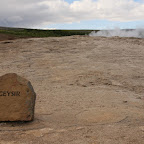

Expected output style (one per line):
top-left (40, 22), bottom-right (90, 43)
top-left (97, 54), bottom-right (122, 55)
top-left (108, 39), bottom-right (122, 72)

top-left (0, 0), bottom-right (144, 29)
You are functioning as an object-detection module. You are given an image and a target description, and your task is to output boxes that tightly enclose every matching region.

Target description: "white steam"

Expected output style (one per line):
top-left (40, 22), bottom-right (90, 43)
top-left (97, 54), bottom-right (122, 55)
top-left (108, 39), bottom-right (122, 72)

top-left (89, 28), bottom-right (144, 38)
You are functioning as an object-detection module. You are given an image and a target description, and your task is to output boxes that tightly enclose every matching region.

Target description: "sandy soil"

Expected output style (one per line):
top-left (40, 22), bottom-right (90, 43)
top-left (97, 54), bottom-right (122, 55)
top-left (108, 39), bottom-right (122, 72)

top-left (0, 35), bottom-right (144, 144)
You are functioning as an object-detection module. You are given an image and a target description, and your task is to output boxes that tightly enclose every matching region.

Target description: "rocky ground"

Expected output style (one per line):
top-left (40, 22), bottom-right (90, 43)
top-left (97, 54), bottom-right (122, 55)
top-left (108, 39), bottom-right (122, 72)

top-left (0, 35), bottom-right (144, 144)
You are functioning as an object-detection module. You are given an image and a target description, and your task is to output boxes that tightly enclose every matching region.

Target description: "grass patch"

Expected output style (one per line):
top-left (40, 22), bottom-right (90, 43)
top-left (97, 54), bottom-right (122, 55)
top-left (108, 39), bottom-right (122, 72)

top-left (0, 27), bottom-right (97, 38)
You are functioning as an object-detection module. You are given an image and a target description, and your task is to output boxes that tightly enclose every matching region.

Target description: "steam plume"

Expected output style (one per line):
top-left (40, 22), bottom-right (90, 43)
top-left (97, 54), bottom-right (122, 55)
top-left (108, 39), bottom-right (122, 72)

top-left (89, 28), bottom-right (144, 38)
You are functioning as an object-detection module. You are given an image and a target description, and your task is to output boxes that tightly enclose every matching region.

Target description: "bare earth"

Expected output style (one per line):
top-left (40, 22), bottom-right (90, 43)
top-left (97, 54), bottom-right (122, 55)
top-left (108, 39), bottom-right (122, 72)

top-left (0, 35), bottom-right (144, 144)
top-left (0, 33), bottom-right (23, 41)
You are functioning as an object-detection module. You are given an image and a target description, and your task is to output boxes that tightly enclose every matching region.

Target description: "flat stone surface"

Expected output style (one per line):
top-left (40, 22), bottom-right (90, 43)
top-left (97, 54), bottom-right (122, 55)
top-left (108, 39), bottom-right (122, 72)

top-left (0, 73), bottom-right (36, 121)
top-left (76, 108), bottom-right (126, 124)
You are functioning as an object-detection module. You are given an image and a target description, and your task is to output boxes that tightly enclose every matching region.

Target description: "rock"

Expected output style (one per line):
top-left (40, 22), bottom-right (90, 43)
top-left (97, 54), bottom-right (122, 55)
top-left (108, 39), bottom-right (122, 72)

top-left (0, 73), bottom-right (36, 121)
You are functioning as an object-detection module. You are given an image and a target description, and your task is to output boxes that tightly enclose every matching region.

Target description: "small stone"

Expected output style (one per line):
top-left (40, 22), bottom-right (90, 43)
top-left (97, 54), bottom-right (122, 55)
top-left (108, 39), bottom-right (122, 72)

top-left (136, 97), bottom-right (142, 99)
top-left (82, 85), bottom-right (87, 87)
top-left (0, 73), bottom-right (36, 121)
top-left (123, 101), bottom-right (128, 103)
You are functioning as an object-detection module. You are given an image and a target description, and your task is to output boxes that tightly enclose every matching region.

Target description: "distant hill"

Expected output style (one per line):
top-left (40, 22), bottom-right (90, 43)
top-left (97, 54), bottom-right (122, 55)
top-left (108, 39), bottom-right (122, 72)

top-left (0, 26), bottom-right (25, 31)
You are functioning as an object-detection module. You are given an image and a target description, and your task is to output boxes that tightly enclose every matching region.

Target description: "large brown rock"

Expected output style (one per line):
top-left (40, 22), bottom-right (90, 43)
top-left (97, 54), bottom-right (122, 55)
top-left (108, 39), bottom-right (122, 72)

top-left (0, 73), bottom-right (36, 121)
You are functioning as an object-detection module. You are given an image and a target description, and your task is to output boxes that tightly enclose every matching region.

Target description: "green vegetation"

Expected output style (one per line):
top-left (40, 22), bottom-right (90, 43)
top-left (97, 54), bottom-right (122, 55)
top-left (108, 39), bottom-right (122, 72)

top-left (0, 27), bottom-right (97, 38)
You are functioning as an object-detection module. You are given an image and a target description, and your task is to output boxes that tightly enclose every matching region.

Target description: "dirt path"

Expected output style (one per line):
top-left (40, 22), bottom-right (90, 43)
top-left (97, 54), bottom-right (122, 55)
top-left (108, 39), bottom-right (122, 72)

top-left (0, 36), bottom-right (144, 144)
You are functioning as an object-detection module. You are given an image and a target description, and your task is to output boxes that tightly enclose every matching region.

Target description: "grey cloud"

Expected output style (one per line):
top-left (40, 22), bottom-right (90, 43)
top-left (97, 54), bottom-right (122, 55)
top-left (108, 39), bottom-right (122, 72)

top-left (0, 0), bottom-right (144, 28)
